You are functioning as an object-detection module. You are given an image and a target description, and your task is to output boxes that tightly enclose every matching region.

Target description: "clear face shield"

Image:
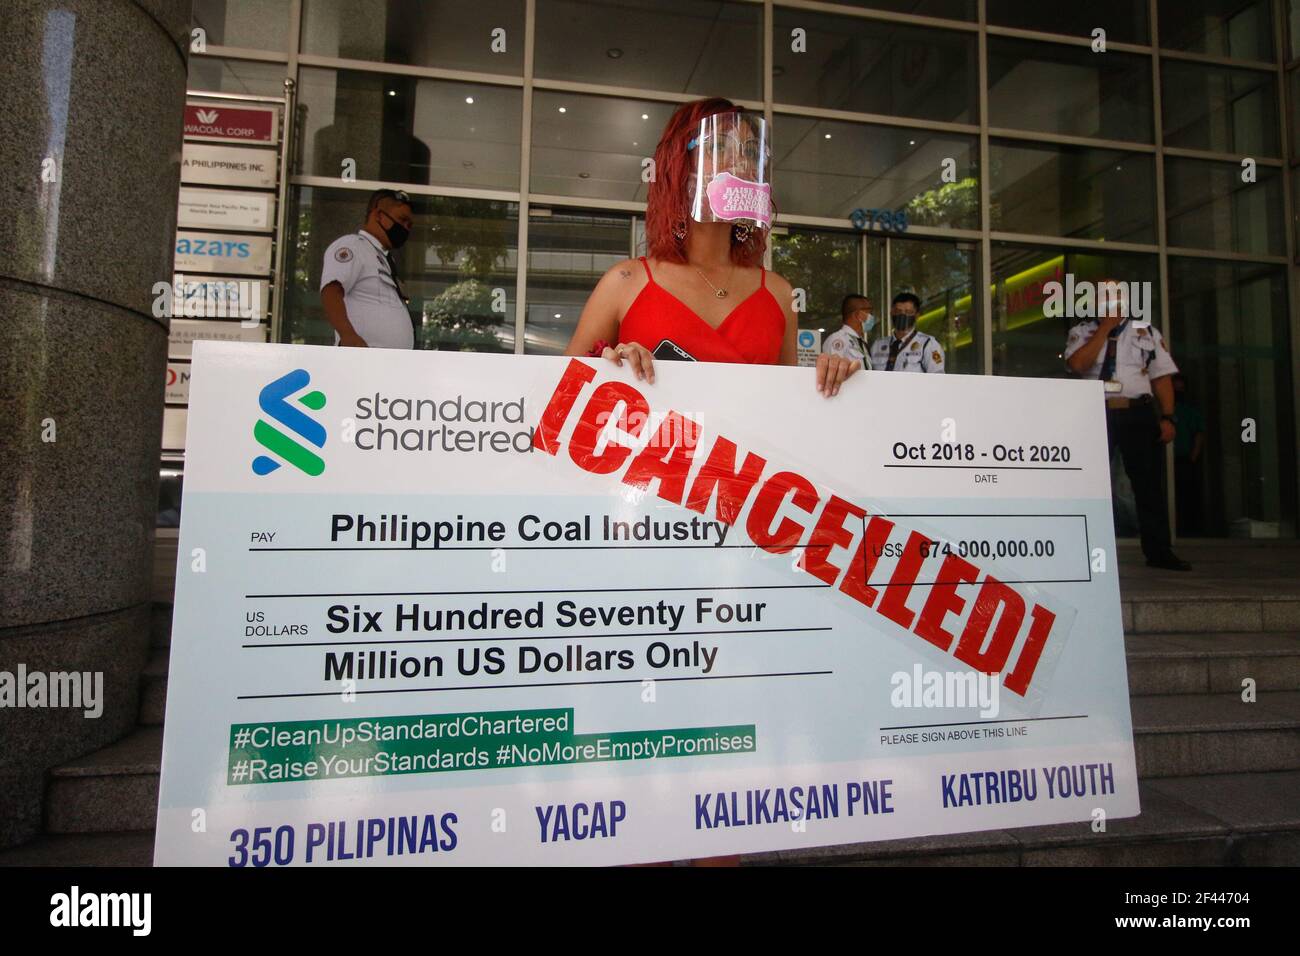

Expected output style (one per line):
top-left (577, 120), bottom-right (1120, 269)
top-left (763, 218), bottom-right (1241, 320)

top-left (687, 112), bottom-right (772, 230)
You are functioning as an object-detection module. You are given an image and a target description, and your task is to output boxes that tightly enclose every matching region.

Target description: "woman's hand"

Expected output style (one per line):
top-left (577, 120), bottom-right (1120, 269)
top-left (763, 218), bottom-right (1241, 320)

top-left (603, 341), bottom-right (656, 384)
top-left (816, 353), bottom-right (860, 397)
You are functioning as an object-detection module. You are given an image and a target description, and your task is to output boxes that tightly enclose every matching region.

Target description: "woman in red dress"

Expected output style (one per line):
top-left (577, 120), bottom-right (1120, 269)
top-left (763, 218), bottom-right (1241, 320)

top-left (563, 99), bottom-right (859, 867)
top-left (563, 97), bottom-right (860, 397)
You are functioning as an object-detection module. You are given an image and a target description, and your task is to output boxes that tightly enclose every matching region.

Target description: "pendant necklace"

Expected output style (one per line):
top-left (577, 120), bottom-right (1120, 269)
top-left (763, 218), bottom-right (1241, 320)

top-left (694, 264), bottom-right (734, 299)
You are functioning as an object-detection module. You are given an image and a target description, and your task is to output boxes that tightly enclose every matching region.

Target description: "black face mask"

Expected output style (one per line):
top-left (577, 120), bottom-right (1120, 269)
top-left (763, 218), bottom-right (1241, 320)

top-left (892, 312), bottom-right (916, 331)
top-left (378, 211), bottom-right (410, 250)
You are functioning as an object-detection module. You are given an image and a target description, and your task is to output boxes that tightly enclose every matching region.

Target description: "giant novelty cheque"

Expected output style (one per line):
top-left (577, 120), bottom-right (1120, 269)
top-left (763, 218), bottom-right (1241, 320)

top-left (155, 342), bottom-right (1138, 866)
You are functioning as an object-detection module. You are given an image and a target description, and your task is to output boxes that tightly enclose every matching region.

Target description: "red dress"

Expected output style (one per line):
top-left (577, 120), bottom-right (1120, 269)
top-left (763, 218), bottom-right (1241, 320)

top-left (618, 257), bottom-right (785, 365)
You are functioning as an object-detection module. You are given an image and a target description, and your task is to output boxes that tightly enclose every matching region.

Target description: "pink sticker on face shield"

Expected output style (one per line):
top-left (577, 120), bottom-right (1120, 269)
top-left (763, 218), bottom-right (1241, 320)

top-left (705, 172), bottom-right (772, 228)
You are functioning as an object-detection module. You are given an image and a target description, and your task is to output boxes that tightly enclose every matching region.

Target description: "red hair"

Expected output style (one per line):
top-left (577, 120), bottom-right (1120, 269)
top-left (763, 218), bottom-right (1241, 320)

top-left (645, 97), bottom-right (769, 268)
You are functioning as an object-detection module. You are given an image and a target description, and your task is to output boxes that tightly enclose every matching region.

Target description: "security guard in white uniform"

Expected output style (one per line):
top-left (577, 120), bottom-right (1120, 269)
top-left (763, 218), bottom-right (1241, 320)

top-left (1064, 280), bottom-right (1190, 571)
top-left (869, 292), bottom-right (945, 373)
top-left (320, 188), bottom-right (416, 349)
top-left (822, 293), bottom-right (875, 369)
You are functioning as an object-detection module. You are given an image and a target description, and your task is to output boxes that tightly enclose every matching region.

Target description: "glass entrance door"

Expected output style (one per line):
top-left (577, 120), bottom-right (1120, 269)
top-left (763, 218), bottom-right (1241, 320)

top-left (770, 228), bottom-right (983, 374)
top-left (880, 234), bottom-right (982, 375)
top-left (770, 227), bottom-right (863, 354)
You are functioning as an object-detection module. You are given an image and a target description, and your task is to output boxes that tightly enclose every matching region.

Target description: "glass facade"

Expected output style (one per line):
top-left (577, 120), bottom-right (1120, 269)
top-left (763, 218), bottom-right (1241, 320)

top-left (986, 38), bottom-right (1153, 142)
top-left (771, 7), bottom-right (977, 123)
top-left (283, 186), bottom-right (519, 352)
top-left (188, 0), bottom-right (1300, 538)
top-left (1168, 257), bottom-right (1296, 536)
top-left (1161, 59), bottom-right (1280, 156)
top-left (775, 117), bottom-right (979, 227)
top-left (300, 0), bottom-right (526, 75)
top-left (529, 92), bottom-right (667, 202)
top-left (536, 1), bottom-right (763, 100)
top-left (990, 243), bottom-right (1161, 379)
top-left (297, 67), bottom-right (523, 188)
top-left (989, 141), bottom-right (1156, 242)
top-left (193, 0), bottom-right (293, 50)
top-left (986, 0), bottom-right (1149, 45)
top-left (1159, 0), bottom-right (1275, 61)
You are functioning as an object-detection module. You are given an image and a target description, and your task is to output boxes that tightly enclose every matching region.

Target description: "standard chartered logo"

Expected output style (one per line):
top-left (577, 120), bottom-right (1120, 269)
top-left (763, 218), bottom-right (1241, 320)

top-left (252, 369), bottom-right (327, 476)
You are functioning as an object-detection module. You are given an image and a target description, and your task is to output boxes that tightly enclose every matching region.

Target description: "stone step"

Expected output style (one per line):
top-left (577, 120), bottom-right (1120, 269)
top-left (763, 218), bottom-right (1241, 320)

top-left (43, 694), bottom-right (1300, 837)
top-left (1125, 633), bottom-right (1300, 695)
top-left (18, 772), bottom-right (1300, 867)
top-left (152, 603), bottom-right (172, 648)
top-left (138, 650), bottom-right (169, 726)
top-left (756, 770), bottom-right (1300, 866)
top-left (1122, 594), bottom-right (1300, 635)
top-left (1132, 692), bottom-right (1300, 777)
top-left (0, 830), bottom-right (155, 867)
top-left (45, 728), bottom-right (162, 834)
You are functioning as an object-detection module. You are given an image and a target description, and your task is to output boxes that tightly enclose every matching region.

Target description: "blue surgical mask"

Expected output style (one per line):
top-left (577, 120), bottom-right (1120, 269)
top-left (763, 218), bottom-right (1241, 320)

top-left (864, 312), bottom-right (877, 334)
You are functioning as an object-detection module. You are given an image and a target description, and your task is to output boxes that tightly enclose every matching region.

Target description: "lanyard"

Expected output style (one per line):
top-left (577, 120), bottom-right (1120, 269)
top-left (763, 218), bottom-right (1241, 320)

top-left (841, 325), bottom-right (868, 357)
top-left (1099, 319), bottom-right (1128, 381)
top-left (886, 329), bottom-right (917, 371)
top-left (358, 232), bottom-right (409, 305)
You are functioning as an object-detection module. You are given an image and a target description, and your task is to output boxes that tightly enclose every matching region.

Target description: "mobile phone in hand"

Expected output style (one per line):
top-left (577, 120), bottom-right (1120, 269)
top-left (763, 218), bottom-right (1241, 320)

top-left (653, 339), bottom-right (697, 362)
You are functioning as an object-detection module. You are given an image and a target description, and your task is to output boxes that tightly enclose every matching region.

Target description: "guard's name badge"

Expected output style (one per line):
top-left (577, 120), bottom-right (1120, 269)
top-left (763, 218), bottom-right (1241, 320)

top-left (1104, 380), bottom-right (1123, 393)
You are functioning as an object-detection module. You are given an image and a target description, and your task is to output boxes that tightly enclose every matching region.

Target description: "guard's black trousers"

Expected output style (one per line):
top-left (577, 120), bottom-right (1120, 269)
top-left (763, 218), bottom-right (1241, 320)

top-left (1106, 400), bottom-right (1173, 561)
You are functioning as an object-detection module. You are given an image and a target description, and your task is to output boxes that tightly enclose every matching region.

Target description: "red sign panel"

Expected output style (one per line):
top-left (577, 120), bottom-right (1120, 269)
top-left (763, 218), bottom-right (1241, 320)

top-left (184, 103), bottom-right (278, 145)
